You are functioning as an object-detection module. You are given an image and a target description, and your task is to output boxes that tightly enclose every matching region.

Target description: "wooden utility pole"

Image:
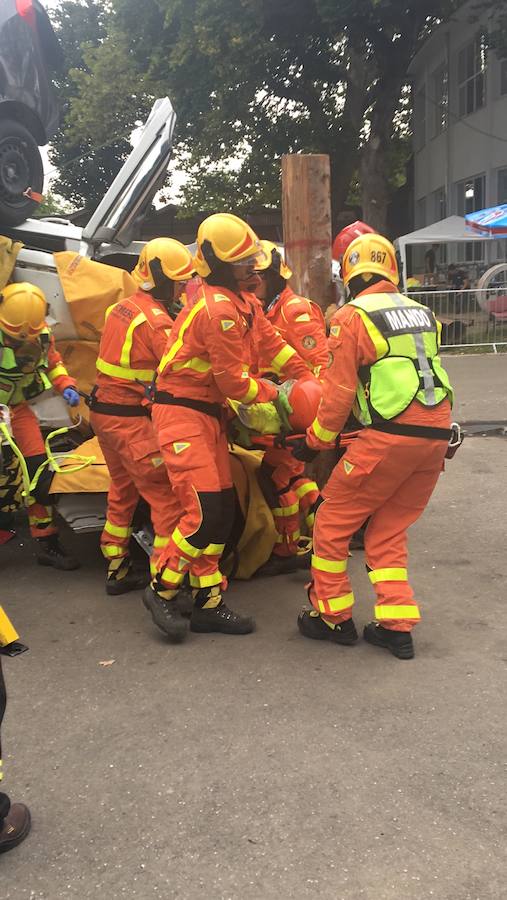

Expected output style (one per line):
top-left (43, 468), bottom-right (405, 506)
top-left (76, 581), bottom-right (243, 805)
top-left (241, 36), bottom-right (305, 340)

top-left (281, 154), bottom-right (333, 310)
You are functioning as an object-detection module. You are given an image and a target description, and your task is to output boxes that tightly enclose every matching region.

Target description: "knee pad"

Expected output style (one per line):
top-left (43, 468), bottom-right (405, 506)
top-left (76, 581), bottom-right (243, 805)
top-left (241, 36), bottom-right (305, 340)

top-left (190, 490), bottom-right (233, 548)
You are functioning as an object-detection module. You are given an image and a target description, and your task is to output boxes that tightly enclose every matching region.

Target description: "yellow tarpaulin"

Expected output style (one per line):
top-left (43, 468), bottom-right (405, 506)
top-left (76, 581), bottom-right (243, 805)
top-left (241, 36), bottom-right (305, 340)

top-left (53, 251), bottom-right (137, 340)
top-left (50, 440), bottom-right (276, 578)
top-left (0, 236), bottom-right (23, 290)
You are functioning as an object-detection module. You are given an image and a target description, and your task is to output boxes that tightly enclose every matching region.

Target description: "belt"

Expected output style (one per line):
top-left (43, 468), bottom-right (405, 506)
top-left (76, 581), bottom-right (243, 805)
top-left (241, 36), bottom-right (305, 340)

top-left (369, 422), bottom-right (452, 441)
top-left (153, 391), bottom-right (223, 423)
top-left (89, 399), bottom-right (150, 418)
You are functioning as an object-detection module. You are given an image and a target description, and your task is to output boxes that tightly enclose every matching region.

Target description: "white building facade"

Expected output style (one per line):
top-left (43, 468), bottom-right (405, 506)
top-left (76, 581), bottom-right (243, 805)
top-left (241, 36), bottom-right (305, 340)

top-left (410, 2), bottom-right (507, 266)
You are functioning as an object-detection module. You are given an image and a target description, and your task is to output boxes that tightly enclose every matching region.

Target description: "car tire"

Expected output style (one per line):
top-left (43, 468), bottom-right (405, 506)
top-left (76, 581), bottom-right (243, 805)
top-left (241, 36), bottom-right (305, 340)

top-left (0, 119), bottom-right (44, 226)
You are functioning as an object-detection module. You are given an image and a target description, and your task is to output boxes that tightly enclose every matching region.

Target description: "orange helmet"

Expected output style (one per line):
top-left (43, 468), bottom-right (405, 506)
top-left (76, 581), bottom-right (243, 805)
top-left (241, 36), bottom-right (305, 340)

top-left (332, 221), bottom-right (376, 262)
top-left (193, 213), bottom-right (265, 277)
top-left (256, 240), bottom-right (292, 280)
top-left (0, 282), bottom-right (47, 341)
top-left (131, 238), bottom-right (195, 291)
top-left (341, 233), bottom-right (399, 287)
top-left (287, 376), bottom-right (323, 433)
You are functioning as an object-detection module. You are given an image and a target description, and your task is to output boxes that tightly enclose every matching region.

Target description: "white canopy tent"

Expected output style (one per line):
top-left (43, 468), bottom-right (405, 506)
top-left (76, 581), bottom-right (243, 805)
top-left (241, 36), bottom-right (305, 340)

top-left (395, 215), bottom-right (499, 290)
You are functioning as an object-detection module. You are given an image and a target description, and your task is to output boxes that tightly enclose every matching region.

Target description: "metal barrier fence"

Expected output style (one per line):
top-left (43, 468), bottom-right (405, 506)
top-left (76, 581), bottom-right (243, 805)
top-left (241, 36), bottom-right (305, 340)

top-left (405, 286), bottom-right (507, 351)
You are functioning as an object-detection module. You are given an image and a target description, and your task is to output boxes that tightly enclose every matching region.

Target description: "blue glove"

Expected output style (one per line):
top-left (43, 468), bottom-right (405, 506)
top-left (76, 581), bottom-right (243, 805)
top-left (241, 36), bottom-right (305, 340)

top-left (63, 387), bottom-right (80, 407)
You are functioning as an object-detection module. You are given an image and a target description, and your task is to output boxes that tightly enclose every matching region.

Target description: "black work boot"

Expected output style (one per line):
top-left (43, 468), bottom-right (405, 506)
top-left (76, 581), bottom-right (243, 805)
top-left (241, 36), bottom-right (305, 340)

top-left (0, 803), bottom-right (31, 854)
top-left (297, 609), bottom-right (358, 645)
top-left (36, 535), bottom-right (80, 571)
top-left (190, 588), bottom-right (255, 635)
top-left (142, 585), bottom-right (187, 642)
top-left (255, 550), bottom-right (311, 578)
top-left (106, 560), bottom-right (149, 596)
top-left (363, 622), bottom-right (414, 660)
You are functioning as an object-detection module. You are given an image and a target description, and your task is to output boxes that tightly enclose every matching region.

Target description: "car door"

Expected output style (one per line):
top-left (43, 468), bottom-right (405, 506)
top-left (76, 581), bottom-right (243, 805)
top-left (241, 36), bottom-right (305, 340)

top-left (81, 97), bottom-right (176, 257)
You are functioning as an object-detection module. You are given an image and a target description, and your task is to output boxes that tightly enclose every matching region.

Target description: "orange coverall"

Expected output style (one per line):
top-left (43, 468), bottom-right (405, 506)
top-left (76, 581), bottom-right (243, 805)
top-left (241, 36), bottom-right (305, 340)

top-left (152, 283), bottom-right (307, 594)
top-left (307, 280), bottom-right (451, 632)
top-left (90, 290), bottom-right (180, 575)
top-left (262, 287), bottom-right (328, 553)
top-left (10, 336), bottom-right (76, 538)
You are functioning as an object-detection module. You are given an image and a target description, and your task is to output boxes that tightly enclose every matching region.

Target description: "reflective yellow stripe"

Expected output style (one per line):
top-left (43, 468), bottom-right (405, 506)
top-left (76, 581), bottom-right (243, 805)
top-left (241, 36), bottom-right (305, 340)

top-left (173, 527), bottom-right (201, 558)
top-left (120, 312), bottom-right (146, 368)
top-left (317, 592), bottom-right (354, 614)
top-left (161, 567), bottom-right (185, 586)
top-left (312, 555), bottom-right (348, 574)
top-left (173, 357), bottom-right (212, 373)
top-left (150, 559), bottom-right (159, 575)
top-left (153, 535), bottom-right (170, 549)
top-left (159, 298), bottom-right (207, 372)
top-left (270, 344), bottom-right (296, 373)
top-left (375, 604), bottom-right (420, 621)
top-left (104, 520), bottom-right (132, 539)
top-left (189, 571), bottom-right (223, 588)
top-left (48, 363), bottom-right (68, 381)
top-left (311, 418), bottom-right (338, 443)
top-left (241, 377), bottom-right (259, 403)
top-left (96, 357), bottom-right (155, 382)
top-left (295, 481), bottom-right (318, 500)
top-left (101, 544), bottom-right (127, 558)
top-left (0, 759), bottom-right (3, 782)
top-left (369, 567), bottom-right (408, 584)
top-left (29, 515), bottom-right (52, 526)
top-left (305, 513), bottom-right (315, 528)
top-left (203, 543), bottom-right (225, 555)
top-left (272, 502), bottom-right (299, 517)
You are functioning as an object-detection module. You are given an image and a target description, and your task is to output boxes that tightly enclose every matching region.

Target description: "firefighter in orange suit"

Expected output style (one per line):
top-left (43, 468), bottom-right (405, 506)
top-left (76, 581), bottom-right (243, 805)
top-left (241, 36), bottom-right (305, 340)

top-left (293, 233), bottom-right (454, 659)
top-left (253, 241), bottom-right (326, 574)
top-left (0, 283), bottom-right (79, 569)
top-left (89, 239), bottom-right (193, 595)
top-left (144, 213), bottom-right (308, 642)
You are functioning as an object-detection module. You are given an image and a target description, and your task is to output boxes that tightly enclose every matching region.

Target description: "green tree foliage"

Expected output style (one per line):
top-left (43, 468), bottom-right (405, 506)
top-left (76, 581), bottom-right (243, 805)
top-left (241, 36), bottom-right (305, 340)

top-left (51, 0), bottom-right (499, 231)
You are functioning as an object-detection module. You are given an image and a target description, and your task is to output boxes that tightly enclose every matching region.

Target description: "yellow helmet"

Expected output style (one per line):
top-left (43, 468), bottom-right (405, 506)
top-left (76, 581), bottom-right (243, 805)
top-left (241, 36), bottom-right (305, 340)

top-left (256, 240), bottom-right (292, 280)
top-left (131, 238), bottom-right (196, 291)
top-left (341, 233), bottom-right (399, 287)
top-left (0, 282), bottom-right (47, 341)
top-left (193, 213), bottom-right (265, 277)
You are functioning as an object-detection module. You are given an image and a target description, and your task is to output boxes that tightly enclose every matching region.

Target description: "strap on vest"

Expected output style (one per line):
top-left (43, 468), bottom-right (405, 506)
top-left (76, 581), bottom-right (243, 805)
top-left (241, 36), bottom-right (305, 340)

top-left (154, 391), bottom-right (223, 423)
top-left (369, 422), bottom-right (451, 441)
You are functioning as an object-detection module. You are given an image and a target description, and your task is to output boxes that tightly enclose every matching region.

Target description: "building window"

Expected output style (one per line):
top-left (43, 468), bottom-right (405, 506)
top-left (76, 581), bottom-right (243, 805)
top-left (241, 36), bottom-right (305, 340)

top-left (431, 65), bottom-right (448, 136)
top-left (416, 196), bottom-right (426, 228)
top-left (458, 34), bottom-right (486, 117)
top-left (498, 168), bottom-right (507, 204)
top-left (414, 87), bottom-right (426, 151)
top-left (501, 60), bottom-right (507, 95)
top-left (432, 186), bottom-right (447, 222)
top-left (455, 174), bottom-right (486, 216)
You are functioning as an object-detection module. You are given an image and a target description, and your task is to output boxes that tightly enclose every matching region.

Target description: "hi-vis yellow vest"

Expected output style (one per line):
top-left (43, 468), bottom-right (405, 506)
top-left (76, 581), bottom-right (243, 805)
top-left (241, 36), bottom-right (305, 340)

top-left (349, 292), bottom-right (453, 425)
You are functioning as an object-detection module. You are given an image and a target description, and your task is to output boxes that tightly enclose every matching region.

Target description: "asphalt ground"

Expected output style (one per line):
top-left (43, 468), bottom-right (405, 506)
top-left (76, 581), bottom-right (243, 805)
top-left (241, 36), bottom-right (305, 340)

top-left (1, 354), bottom-right (506, 899)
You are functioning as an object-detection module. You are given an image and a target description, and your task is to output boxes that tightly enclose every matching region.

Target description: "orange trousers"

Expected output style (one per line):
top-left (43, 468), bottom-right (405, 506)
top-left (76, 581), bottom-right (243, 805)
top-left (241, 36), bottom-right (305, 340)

top-left (310, 428), bottom-right (448, 632)
top-left (90, 411), bottom-right (180, 576)
top-left (151, 405), bottom-right (234, 592)
top-left (261, 447), bottom-right (319, 556)
top-left (10, 403), bottom-right (57, 539)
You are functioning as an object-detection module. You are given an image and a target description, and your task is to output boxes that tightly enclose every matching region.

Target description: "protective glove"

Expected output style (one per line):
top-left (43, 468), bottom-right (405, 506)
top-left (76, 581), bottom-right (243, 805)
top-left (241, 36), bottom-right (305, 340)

top-left (273, 387), bottom-right (293, 433)
top-left (63, 387), bottom-right (80, 407)
top-left (290, 437), bottom-right (319, 462)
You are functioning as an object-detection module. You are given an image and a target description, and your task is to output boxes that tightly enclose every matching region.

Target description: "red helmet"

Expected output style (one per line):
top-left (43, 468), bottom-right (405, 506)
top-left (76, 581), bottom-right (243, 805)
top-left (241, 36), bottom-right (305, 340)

top-left (332, 221), bottom-right (376, 262)
top-left (287, 376), bottom-right (323, 433)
